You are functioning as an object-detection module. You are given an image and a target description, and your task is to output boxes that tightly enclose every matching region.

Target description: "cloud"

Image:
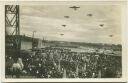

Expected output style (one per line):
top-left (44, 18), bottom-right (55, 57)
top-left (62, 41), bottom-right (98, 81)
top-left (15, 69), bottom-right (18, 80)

top-left (20, 5), bottom-right (121, 44)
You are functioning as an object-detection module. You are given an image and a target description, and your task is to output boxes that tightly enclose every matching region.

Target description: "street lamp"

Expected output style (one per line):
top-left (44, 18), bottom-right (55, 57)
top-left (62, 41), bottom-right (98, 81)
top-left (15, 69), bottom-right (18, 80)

top-left (32, 31), bottom-right (36, 50)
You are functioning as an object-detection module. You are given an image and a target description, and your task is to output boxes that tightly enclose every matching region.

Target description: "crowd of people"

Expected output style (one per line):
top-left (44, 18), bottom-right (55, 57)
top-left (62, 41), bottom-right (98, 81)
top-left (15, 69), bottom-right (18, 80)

top-left (5, 46), bottom-right (122, 78)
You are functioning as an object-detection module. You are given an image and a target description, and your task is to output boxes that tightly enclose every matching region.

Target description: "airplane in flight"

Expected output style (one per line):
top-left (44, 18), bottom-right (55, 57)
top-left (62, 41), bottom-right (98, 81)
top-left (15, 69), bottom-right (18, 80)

top-left (69, 6), bottom-right (80, 11)
top-left (64, 16), bottom-right (70, 18)
top-left (99, 24), bottom-right (104, 27)
top-left (109, 35), bottom-right (113, 37)
top-left (62, 25), bottom-right (66, 27)
top-left (60, 34), bottom-right (64, 36)
top-left (87, 14), bottom-right (93, 17)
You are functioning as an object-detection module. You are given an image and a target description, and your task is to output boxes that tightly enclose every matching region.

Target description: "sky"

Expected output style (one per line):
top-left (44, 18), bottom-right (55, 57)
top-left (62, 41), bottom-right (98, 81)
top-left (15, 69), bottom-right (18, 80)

top-left (20, 5), bottom-right (122, 44)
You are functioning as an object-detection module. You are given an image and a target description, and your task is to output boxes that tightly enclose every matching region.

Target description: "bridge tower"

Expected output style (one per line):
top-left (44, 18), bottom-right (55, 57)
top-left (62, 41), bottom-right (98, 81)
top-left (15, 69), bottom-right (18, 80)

top-left (5, 5), bottom-right (21, 58)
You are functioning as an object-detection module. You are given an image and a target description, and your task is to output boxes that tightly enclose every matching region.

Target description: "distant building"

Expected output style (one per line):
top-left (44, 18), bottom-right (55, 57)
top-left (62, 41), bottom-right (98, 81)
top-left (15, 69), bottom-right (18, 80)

top-left (6, 35), bottom-right (39, 50)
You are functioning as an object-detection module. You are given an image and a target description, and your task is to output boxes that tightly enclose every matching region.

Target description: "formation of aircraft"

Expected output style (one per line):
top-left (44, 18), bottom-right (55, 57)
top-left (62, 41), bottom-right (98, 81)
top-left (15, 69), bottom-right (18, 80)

top-left (59, 6), bottom-right (113, 38)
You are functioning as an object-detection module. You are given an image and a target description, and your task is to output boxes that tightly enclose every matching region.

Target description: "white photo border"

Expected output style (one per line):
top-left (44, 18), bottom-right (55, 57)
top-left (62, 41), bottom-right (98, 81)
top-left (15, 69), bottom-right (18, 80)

top-left (0, 1), bottom-right (127, 82)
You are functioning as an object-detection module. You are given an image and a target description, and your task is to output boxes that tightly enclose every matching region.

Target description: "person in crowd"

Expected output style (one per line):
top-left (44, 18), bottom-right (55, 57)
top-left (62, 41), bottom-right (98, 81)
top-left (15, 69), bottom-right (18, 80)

top-left (6, 46), bottom-right (122, 78)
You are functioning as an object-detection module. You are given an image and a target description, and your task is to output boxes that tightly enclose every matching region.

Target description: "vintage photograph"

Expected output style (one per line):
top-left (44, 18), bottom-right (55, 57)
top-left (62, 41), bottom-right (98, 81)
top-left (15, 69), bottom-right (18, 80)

top-left (5, 4), bottom-right (122, 78)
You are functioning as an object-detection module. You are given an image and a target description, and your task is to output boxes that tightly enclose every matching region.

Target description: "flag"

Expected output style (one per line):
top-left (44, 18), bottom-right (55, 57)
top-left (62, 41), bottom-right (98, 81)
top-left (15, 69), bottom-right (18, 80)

top-left (98, 70), bottom-right (101, 78)
top-left (58, 60), bottom-right (61, 71)
top-left (76, 65), bottom-right (79, 78)
top-left (63, 69), bottom-right (67, 78)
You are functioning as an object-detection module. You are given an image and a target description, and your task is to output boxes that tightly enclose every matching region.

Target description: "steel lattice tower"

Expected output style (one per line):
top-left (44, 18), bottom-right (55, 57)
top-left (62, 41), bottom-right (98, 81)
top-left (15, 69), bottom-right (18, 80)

top-left (5, 5), bottom-right (21, 58)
